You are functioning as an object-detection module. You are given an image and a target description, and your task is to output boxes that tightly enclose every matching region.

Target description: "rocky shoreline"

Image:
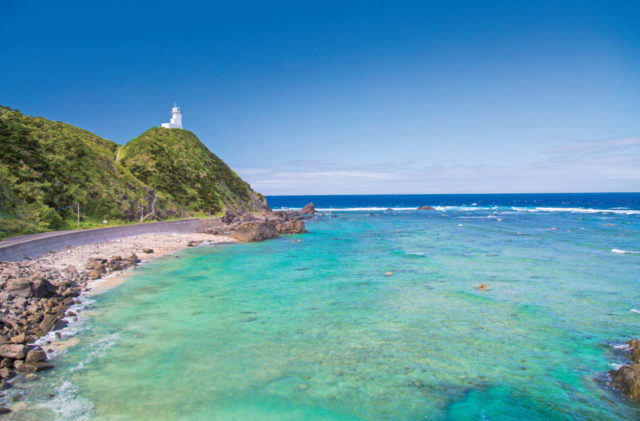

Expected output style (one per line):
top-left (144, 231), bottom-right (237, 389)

top-left (0, 205), bottom-right (314, 414)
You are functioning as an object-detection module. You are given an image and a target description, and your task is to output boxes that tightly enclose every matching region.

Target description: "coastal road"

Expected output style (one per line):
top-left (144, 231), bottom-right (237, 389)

top-left (0, 219), bottom-right (212, 262)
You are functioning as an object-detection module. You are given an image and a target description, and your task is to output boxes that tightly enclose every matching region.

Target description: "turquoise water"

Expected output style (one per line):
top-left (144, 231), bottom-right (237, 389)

top-left (9, 206), bottom-right (640, 420)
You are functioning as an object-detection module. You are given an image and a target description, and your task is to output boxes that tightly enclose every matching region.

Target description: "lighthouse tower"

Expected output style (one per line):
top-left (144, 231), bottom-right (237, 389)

top-left (161, 103), bottom-right (183, 129)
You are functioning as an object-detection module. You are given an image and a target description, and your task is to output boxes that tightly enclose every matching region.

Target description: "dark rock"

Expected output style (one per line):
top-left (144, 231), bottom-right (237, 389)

top-left (230, 222), bottom-right (279, 242)
top-left (0, 407), bottom-right (10, 414)
top-left (299, 203), bottom-right (316, 215)
top-left (141, 248), bottom-right (154, 254)
top-left (417, 206), bottom-right (435, 210)
top-left (31, 277), bottom-right (57, 298)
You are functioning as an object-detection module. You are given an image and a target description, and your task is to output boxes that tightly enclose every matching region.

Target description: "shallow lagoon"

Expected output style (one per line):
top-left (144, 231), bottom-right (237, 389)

top-left (9, 206), bottom-right (640, 419)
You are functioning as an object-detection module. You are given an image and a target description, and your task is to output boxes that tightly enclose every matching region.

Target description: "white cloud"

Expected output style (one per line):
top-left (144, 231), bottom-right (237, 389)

top-left (236, 137), bottom-right (640, 195)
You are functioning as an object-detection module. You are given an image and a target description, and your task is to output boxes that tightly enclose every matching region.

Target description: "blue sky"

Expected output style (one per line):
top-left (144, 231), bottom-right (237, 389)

top-left (2, 1), bottom-right (639, 194)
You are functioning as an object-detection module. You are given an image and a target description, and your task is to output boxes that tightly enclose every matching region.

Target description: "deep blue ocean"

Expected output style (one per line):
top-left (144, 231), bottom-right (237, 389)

top-left (8, 192), bottom-right (640, 420)
top-left (267, 192), bottom-right (640, 212)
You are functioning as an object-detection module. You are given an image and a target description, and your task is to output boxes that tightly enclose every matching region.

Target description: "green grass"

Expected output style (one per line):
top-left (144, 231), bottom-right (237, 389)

top-left (0, 106), bottom-right (264, 240)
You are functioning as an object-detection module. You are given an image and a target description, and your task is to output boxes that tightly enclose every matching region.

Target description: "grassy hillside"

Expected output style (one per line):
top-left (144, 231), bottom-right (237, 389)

top-left (0, 106), bottom-right (162, 238)
top-left (0, 106), bottom-right (266, 239)
top-left (119, 127), bottom-right (266, 215)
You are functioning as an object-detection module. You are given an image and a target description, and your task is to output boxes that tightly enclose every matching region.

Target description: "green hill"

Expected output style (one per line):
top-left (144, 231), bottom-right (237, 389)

top-left (0, 106), bottom-right (266, 239)
top-left (119, 127), bottom-right (267, 215)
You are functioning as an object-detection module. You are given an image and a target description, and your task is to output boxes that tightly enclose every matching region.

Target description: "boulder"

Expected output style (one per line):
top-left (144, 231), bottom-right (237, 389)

top-left (39, 314), bottom-right (59, 333)
top-left (86, 258), bottom-right (107, 269)
top-left (0, 367), bottom-right (13, 380)
top-left (417, 206), bottom-right (435, 210)
top-left (299, 203), bottom-right (316, 215)
top-left (25, 348), bottom-right (47, 364)
top-left (126, 254), bottom-right (141, 266)
top-left (275, 220), bottom-right (307, 234)
top-left (0, 344), bottom-right (27, 360)
top-left (141, 248), bottom-right (153, 254)
top-left (9, 333), bottom-right (28, 344)
top-left (6, 278), bottom-right (32, 298)
top-left (31, 277), bottom-right (57, 298)
top-left (230, 222), bottom-right (279, 242)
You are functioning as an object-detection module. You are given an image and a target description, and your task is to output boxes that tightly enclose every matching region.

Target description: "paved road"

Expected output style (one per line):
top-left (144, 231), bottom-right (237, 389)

top-left (0, 219), bottom-right (208, 261)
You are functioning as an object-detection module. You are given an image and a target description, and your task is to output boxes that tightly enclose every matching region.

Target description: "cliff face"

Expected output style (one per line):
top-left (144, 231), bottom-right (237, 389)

top-left (0, 106), bottom-right (266, 239)
top-left (119, 127), bottom-right (267, 215)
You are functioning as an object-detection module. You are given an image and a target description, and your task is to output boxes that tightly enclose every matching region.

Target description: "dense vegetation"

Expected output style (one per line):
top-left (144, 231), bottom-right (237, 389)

top-left (0, 106), bottom-right (265, 239)
top-left (119, 128), bottom-right (266, 216)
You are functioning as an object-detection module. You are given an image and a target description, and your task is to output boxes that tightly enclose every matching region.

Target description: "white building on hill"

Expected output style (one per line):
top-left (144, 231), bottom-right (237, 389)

top-left (161, 103), bottom-right (183, 129)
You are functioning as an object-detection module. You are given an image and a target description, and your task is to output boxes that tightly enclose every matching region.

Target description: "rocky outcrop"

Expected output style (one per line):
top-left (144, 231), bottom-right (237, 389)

top-left (275, 219), bottom-right (306, 234)
top-left (417, 206), bottom-right (435, 210)
top-left (0, 252), bottom-right (144, 390)
top-left (230, 221), bottom-right (279, 242)
top-left (299, 202), bottom-right (316, 215)
top-left (609, 339), bottom-right (640, 400)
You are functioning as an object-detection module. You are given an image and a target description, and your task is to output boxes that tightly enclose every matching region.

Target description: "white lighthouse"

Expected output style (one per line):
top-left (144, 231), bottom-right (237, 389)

top-left (161, 103), bottom-right (183, 129)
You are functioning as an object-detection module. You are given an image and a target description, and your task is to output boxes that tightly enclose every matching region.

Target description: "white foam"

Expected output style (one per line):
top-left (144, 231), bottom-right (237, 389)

top-left (513, 206), bottom-right (640, 215)
top-left (38, 381), bottom-right (93, 420)
top-left (317, 207), bottom-right (416, 212)
top-left (612, 342), bottom-right (630, 350)
top-left (35, 296), bottom-right (95, 359)
top-left (612, 249), bottom-right (640, 254)
top-left (631, 309), bottom-right (640, 314)
top-left (70, 333), bottom-right (119, 373)
top-left (273, 205), bottom-right (640, 214)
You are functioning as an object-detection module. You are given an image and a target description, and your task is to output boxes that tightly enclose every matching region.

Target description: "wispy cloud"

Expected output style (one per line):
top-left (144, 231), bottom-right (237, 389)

top-left (236, 137), bottom-right (640, 195)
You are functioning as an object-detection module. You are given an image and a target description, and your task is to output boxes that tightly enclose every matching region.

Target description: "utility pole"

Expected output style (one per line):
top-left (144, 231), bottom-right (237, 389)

top-left (77, 202), bottom-right (80, 228)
